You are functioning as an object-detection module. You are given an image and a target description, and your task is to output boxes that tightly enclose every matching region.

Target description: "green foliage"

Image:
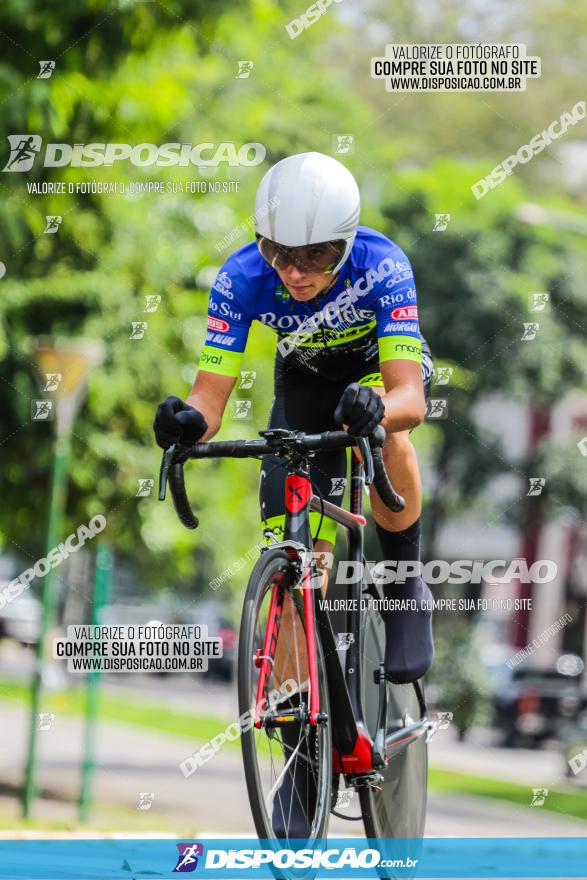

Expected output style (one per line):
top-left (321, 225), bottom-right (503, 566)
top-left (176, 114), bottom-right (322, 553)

top-left (429, 620), bottom-right (492, 736)
top-left (1, 0), bottom-right (586, 600)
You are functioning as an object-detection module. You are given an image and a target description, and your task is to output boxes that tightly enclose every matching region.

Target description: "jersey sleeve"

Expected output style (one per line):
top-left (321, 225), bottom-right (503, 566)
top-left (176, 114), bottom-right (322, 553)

top-left (197, 257), bottom-right (253, 378)
top-left (372, 252), bottom-right (422, 365)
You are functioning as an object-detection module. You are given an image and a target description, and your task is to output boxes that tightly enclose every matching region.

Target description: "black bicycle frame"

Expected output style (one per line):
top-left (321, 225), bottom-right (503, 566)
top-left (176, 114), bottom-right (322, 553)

top-left (281, 448), bottom-right (428, 777)
top-left (159, 427), bottom-right (429, 777)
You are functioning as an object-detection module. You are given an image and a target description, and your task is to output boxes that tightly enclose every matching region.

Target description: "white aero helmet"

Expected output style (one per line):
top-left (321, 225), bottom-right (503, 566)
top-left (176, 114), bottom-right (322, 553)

top-left (254, 151), bottom-right (360, 275)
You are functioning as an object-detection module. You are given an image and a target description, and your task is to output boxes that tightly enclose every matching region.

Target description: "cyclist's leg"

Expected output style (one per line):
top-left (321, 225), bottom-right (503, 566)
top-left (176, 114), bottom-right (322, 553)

top-left (260, 381), bottom-right (346, 687)
top-left (357, 337), bottom-right (434, 683)
top-left (259, 367), bottom-right (346, 837)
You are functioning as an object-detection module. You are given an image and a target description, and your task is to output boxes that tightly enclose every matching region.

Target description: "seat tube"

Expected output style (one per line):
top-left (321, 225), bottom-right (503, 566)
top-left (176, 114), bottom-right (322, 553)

top-left (347, 450), bottom-right (364, 715)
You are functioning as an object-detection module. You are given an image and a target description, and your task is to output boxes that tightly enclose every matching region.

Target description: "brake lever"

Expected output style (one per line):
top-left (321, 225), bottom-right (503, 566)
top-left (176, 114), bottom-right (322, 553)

top-left (158, 443), bottom-right (177, 501)
top-left (357, 436), bottom-right (375, 485)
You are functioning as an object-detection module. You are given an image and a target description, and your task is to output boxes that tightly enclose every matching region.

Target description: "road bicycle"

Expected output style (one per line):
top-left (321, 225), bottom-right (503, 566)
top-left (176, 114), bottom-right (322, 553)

top-left (159, 425), bottom-right (431, 873)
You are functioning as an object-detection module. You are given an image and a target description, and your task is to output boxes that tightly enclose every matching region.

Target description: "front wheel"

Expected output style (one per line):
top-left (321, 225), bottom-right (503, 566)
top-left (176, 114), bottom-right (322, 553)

top-left (238, 547), bottom-right (332, 848)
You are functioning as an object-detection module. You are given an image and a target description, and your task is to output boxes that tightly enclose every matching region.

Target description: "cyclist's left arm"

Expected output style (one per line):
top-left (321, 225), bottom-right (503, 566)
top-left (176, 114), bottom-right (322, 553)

top-left (372, 251), bottom-right (425, 433)
top-left (379, 359), bottom-right (425, 433)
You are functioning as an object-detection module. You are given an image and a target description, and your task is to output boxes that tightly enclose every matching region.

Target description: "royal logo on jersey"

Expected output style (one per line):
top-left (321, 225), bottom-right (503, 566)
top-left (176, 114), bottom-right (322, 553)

top-left (390, 305), bottom-right (418, 321)
top-left (207, 316), bottom-right (230, 332)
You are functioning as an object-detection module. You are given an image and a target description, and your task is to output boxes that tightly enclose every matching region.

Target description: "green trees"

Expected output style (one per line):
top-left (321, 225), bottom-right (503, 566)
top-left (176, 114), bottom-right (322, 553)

top-left (1, 0), bottom-right (586, 600)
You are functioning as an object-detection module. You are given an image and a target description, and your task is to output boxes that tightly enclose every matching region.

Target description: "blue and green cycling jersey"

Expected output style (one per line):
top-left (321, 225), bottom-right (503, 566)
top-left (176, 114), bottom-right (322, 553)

top-left (199, 225), bottom-right (421, 381)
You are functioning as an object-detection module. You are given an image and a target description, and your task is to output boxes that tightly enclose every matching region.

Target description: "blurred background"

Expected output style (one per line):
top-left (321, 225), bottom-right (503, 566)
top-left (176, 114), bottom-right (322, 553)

top-left (1, 0), bottom-right (587, 837)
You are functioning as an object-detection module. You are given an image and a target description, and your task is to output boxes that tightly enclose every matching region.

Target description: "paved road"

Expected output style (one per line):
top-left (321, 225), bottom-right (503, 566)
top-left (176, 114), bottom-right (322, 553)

top-left (0, 702), bottom-right (584, 838)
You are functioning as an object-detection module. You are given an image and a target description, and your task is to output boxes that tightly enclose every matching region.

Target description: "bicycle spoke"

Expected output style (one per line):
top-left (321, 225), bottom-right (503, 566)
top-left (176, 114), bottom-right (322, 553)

top-left (238, 548), bottom-right (331, 845)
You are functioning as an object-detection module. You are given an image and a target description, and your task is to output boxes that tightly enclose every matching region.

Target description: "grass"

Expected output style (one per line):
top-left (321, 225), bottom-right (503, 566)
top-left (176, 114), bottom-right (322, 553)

top-left (0, 803), bottom-right (189, 835)
top-left (1, 677), bottom-right (586, 824)
top-left (429, 767), bottom-right (587, 822)
top-left (0, 677), bottom-right (236, 747)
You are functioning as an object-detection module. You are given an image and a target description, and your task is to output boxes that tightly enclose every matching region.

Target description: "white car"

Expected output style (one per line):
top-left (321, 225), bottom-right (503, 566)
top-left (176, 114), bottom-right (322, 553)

top-left (0, 586), bottom-right (41, 645)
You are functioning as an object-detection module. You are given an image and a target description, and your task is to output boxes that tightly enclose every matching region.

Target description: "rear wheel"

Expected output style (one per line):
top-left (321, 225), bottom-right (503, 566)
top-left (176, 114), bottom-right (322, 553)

top-left (238, 547), bottom-right (332, 849)
top-left (359, 596), bottom-right (427, 875)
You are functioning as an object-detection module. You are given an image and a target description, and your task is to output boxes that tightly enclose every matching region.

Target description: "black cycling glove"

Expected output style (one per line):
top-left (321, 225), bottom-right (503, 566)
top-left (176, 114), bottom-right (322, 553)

top-left (153, 396), bottom-right (208, 449)
top-left (334, 382), bottom-right (385, 436)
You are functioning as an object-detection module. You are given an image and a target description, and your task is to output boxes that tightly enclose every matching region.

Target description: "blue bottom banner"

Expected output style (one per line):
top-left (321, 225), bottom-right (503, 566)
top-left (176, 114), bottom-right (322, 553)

top-left (0, 837), bottom-right (585, 879)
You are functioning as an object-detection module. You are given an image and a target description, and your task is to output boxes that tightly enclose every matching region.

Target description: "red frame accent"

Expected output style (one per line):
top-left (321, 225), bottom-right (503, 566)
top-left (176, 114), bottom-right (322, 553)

top-left (332, 728), bottom-right (373, 774)
top-left (301, 565), bottom-right (320, 725)
top-left (254, 583), bottom-right (284, 728)
top-left (285, 473), bottom-right (312, 513)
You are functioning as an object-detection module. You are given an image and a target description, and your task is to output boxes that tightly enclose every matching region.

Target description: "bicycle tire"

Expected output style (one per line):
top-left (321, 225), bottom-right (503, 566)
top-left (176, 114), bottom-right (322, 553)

top-left (358, 597), bottom-right (427, 876)
top-left (238, 546), bottom-right (332, 848)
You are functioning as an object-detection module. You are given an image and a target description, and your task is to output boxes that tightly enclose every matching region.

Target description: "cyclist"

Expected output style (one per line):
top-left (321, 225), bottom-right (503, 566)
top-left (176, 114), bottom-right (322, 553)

top-left (154, 152), bottom-right (434, 836)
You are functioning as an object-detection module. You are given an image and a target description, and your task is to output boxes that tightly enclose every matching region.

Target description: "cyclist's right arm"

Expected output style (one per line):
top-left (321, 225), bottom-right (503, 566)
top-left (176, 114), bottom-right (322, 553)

top-left (187, 259), bottom-right (254, 439)
top-left (185, 371), bottom-right (236, 440)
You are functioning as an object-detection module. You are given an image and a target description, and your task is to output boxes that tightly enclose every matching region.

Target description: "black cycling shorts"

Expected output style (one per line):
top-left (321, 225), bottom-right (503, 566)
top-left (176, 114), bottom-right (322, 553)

top-left (259, 338), bottom-right (434, 544)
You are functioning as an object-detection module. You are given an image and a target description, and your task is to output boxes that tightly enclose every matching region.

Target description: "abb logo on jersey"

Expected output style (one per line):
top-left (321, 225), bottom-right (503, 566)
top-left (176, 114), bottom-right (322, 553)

top-left (207, 316), bottom-right (230, 332)
top-left (390, 306), bottom-right (418, 321)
